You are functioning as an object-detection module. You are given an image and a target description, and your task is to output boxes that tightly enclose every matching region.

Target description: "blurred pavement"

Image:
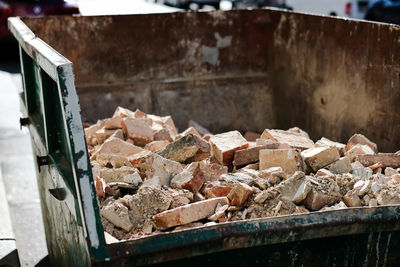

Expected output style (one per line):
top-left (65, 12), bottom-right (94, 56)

top-left (0, 68), bottom-right (48, 267)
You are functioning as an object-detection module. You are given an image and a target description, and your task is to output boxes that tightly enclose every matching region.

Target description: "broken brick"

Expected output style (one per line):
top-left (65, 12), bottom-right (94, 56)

top-left (154, 128), bottom-right (174, 142)
top-left (259, 166), bottom-right (286, 179)
top-left (109, 129), bottom-right (124, 140)
top-left (287, 127), bottom-right (310, 139)
top-left (85, 120), bottom-right (105, 146)
top-left (292, 180), bottom-right (311, 204)
top-left (121, 117), bottom-right (154, 146)
top-left (149, 115), bottom-right (178, 139)
top-left (92, 138), bottom-right (144, 159)
top-left (255, 138), bottom-right (280, 146)
top-left (320, 201), bottom-right (348, 211)
top-left (99, 166), bottom-right (142, 184)
top-left (208, 204), bottom-right (228, 221)
top-left (113, 106), bottom-right (135, 118)
top-left (315, 137), bottom-right (346, 156)
top-left (261, 129), bottom-right (314, 150)
top-left (385, 167), bottom-right (398, 177)
top-left (157, 134), bottom-right (210, 163)
top-left (351, 161), bottom-right (373, 179)
top-left (198, 163), bottom-right (228, 182)
top-left (170, 163), bottom-right (205, 193)
top-left (357, 180), bottom-right (371, 197)
top-left (301, 146), bottom-right (340, 172)
top-left (254, 171), bottom-right (306, 204)
top-left (144, 140), bottom-right (170, 152)
top-left (104, 116), bottom-right (122, 129)
top-left (129, 151), bottom-right (183, 186)
top-left (153, 197), bottom-right (229, 230)
top-left (345, 144), bottom-right (375, 162)
top-left (227, 183), bottom-right (254, 206)
top-left (303, 189), bottom-right (339, 211)
top-left (343, 190), bottom-right (362, 207)
top-left (101, 201), bottom-right (133, 231)
top-left (96, 154), bottom-right (133, 168)
top-left (161, 187), bottom-right (194, 209)
top-left (376, 189), bottom-right (400, 205)
top-left (209, 131), bottom-right (249, 165)
top-left (316, 169), bottom-right (334, 177)
top-left (325, 157), bottom-right (352, 174)
top-left (368, 162), bottom-right (384, 171)
top-left (347, 133), bottom-right (378, 153)
top-left (354, 153), bottom-right (400, 169)
top-left (302, 176), bottom-right (341, 210)
top-left (202, 181), bottom-right (233, 198)
top-left (219, 172), bottom-right (255, 187)
top-left (133, 109), bottom-right (148, 119)
top-left (259, 149), bottom-right (305, 174)
top-left (233, 142), bottom-right (280, 166)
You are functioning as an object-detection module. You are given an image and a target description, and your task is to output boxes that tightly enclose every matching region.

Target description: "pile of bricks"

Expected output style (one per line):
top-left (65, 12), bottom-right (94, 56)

top-left (85, 107), bottom-right (400, 241)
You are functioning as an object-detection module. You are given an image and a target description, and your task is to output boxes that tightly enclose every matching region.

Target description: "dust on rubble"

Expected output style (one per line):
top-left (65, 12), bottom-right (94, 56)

top-left (85, 106), bottom-right (400, 241)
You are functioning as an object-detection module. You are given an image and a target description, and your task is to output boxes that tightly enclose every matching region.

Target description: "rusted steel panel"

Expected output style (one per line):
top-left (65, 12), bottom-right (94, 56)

top-left (21, 11), bottom-right (400, 152)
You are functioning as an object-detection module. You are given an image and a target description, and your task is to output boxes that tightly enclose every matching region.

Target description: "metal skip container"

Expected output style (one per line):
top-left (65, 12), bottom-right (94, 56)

top-left (8, 9), bottom-right (400, 266)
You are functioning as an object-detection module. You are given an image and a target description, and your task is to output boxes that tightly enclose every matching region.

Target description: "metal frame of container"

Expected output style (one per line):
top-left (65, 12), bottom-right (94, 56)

top-left (8, 9), bottom-right (400, 266)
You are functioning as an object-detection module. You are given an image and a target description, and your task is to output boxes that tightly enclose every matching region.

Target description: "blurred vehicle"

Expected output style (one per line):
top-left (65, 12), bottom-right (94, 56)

top-left (285, 0), bottom-right (370, 19)
top-left (163, 0), bottom-right (220, 9)
top-left (0, 0), bottom-right (79, 41)
top-left (232, 0), bottom-right (289, 9)
top-left (365, 0), bottom-right (400, 24)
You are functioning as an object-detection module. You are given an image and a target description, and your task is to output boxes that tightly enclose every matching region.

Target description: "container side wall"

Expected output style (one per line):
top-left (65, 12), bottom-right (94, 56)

top-left (22, 11), bottom-right (400, 151)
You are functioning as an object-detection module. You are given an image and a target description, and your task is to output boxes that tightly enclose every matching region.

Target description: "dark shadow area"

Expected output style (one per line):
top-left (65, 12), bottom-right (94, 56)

top-left (35, 255), bottom-right (50, 267)
top-left (151, 232), bottom-right (400, 267)
top-left (0, 249), bottom-right (20, 267)
top-left (0, 37), bottom-right (20, 74)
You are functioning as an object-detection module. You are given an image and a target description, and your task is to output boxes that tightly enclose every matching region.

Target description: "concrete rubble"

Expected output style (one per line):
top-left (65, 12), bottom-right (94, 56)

top-left (86, 107), bottom-right (400, 241)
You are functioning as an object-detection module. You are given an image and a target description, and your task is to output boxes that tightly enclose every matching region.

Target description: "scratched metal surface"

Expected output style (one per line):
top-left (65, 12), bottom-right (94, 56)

top-left (8, 9), bottom-right (400, 266)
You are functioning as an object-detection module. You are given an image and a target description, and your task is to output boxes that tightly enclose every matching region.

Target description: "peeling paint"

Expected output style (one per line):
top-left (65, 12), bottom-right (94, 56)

top-left (59, 63), bottom-right (100, 249)
top-left (201, 33), bottom-right (232, 66)
top-left (215, 32), bottom-right (232, 48)
top-left (201, 45), bottom-right (219, 66)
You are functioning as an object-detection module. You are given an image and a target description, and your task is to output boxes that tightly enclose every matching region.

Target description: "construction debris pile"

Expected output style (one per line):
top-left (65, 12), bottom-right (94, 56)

top-left (85, 107), bottom-right (400, 241)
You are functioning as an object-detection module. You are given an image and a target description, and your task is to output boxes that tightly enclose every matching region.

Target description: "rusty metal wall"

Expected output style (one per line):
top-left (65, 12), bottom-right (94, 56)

top-left (22, 10), bottom-right (400, 152)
